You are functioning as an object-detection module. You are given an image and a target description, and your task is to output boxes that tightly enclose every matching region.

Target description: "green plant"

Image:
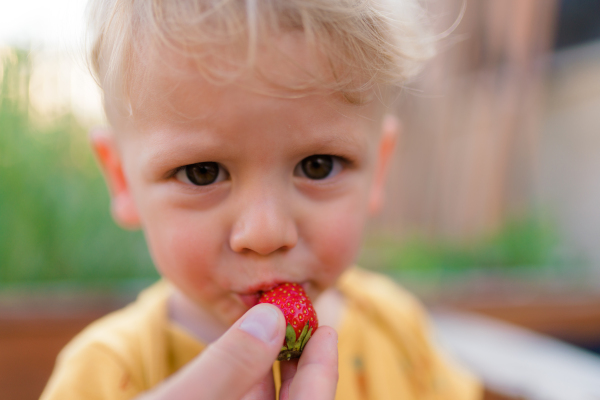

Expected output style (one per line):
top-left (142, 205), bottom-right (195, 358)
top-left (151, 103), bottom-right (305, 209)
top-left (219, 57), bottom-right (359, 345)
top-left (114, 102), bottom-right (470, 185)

top-left (360, 215), bottom-right (561, 274)
top-left (0, 48), bottom-right (158, 286)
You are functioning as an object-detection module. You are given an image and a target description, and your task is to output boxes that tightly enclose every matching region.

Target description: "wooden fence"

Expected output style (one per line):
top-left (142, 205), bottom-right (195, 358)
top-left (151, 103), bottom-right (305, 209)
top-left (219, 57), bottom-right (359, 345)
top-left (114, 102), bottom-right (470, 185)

top-left (373, 0), bottom-right (559, 240)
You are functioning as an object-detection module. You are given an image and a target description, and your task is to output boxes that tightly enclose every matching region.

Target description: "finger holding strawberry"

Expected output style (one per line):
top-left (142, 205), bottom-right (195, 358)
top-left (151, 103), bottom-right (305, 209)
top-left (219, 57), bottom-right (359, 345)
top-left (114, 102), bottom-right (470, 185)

top-left (278, 326), bottom-right (339, 400)
top-left (241, 325), bottom-right (339, 400)
top-left (136, 287), bottom-right (337, 400)
top-left (240, 282), bottom-right (337, 400)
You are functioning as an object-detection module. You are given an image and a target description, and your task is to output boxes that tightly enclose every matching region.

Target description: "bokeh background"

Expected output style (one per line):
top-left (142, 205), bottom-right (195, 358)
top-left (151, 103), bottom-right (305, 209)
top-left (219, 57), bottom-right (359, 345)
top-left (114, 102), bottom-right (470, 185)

top-left (1, 0), bottom-right (600, 399)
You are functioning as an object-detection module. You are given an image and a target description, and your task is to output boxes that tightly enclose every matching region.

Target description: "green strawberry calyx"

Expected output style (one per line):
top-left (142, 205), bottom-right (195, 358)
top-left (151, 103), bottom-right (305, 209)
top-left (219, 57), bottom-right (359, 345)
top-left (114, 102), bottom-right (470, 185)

top-left (278, 323), bottom-right (313, 361)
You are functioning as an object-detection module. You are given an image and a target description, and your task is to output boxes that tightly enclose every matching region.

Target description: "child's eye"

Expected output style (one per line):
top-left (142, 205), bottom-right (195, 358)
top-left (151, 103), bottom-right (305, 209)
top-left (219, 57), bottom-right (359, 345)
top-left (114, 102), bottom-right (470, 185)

top-left (175, 162), bottom-right (227, 186)
top-left (295, 155), bottom-right (342, 180)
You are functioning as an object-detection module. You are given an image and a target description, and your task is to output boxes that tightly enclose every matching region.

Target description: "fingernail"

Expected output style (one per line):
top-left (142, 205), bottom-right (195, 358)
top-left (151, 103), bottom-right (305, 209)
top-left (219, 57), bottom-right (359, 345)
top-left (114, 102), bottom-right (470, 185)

top-left (239, 305), bottom-right (280, 343)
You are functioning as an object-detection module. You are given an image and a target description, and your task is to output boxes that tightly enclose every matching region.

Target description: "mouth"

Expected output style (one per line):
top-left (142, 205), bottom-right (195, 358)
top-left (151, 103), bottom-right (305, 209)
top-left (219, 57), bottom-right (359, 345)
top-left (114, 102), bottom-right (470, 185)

top-left (235, 281), bottom-right (311, 308)
top-left (238, 293), bottom-right (261, 308)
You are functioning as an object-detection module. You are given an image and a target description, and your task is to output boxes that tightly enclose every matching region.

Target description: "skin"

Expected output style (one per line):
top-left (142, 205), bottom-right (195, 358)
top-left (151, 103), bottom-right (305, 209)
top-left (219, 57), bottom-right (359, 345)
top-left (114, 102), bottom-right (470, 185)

top-left (92, 34), bottom-right (398, 399)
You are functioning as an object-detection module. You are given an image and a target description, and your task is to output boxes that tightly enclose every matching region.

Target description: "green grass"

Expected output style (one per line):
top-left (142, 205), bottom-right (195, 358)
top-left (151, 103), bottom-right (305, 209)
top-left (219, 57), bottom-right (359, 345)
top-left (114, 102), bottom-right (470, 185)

top-left (0, 48), bottom-right (158, 286)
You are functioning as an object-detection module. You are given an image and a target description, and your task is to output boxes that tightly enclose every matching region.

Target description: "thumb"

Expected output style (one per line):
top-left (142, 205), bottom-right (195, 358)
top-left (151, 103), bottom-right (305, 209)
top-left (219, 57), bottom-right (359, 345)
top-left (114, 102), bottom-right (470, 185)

top-left (143, 304), bottom-right (285, 400)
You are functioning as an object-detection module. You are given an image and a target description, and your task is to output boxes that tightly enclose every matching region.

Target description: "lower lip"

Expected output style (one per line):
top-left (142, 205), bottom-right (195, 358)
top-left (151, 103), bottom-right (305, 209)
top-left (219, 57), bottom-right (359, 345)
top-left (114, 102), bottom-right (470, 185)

top-left (238, 293), bottom-right (261, 308)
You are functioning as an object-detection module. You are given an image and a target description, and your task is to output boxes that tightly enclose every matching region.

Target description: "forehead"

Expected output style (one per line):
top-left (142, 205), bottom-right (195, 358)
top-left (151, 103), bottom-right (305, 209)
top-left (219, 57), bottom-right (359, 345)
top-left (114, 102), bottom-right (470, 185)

top-left (132, 76), bottom-right (381, 136)
top-left (120, 31), bottom-right (384, 128)
top-left (132, 84), bottom-right (379, 162)
top-left (113, 33), bottom-right (386, 169)
top-left (132, 94), bottom-right (378, 177)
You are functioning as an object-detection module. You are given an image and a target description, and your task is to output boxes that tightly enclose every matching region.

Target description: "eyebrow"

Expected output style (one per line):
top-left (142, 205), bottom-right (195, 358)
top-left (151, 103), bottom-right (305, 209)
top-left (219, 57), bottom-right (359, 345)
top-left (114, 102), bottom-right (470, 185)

top-left (316, 132), bottom-right (365, 147)
top-left (296, 130), bottom-right (369, 157)
top-left (138, 111), bottom-right (371, 175)
top-left (138, 128), bottom-right (225, 174)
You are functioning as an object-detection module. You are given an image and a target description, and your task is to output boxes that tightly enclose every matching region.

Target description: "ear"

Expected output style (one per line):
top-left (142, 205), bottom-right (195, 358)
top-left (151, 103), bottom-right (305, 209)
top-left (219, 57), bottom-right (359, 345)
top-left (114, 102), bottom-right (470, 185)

top-left (368, 114), bottom-right (399, 215)
top-left (90, 129), bottom-right (141, 229)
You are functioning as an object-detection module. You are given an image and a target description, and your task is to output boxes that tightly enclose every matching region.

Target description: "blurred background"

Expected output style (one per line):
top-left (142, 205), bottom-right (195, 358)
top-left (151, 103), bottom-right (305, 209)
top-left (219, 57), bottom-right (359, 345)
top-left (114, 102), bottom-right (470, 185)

top-left (1, 0), bottom-right (599, 399)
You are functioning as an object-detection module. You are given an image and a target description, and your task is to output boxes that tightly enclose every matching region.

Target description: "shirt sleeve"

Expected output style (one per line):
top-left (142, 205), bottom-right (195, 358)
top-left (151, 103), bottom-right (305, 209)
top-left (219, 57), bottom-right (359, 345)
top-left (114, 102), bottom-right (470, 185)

top-left (40, 343), bottom-right (143, 400)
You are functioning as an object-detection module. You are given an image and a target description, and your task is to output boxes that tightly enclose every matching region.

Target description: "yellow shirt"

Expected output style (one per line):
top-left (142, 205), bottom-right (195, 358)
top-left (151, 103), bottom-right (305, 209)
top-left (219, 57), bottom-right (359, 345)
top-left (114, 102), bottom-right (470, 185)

top-left (41, 268), bottom-right (481, 400)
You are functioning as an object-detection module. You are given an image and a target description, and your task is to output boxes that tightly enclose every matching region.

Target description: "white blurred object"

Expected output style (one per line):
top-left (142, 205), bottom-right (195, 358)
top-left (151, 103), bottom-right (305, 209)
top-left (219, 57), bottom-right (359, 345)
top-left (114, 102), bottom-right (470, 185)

top-left (0, 0), bottom-right (87, 49)
top-left (431, 309), bottom-right (600, 400)
top-left (28, 49), bottom-right (104, 124)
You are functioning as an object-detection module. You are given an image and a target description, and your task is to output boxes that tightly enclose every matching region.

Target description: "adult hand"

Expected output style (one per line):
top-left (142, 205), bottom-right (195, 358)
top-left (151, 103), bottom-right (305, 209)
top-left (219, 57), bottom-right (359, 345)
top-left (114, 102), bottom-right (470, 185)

top-left (138, 303), bottom-right (338, 400)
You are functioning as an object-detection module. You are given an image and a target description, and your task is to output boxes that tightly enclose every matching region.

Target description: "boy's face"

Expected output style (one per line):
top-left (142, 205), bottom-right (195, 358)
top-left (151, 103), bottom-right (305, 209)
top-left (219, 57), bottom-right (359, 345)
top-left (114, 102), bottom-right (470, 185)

top-left (96, 37), bottom-right (397, 327)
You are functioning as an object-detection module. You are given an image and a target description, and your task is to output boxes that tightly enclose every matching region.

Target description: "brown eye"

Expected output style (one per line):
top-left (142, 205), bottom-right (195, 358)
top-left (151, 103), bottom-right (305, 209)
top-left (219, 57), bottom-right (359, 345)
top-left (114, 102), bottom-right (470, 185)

top-left (300, 155), bottom-right (334, 180)
top-left (176, 162), bottom-right (224, 186)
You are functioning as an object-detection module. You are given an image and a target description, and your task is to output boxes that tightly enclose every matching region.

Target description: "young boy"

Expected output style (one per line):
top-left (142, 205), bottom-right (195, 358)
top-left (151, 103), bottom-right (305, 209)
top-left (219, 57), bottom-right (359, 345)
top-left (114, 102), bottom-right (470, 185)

top-left (41, 0), bottom-right (481, 399)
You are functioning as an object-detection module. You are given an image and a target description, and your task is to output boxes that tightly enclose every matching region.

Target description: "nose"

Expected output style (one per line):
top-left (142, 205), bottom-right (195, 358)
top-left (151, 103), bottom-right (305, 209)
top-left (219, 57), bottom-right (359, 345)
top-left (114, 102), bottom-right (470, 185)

top-left (229, 191), bottom-right (298, 256)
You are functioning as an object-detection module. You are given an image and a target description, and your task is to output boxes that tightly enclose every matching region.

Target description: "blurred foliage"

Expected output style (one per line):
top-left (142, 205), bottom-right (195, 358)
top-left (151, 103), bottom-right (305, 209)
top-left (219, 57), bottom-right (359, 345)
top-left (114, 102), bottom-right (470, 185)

top-left (361, 216), bottom-right (562, 274)
top-left (0, 48), bottom-right (157, 286)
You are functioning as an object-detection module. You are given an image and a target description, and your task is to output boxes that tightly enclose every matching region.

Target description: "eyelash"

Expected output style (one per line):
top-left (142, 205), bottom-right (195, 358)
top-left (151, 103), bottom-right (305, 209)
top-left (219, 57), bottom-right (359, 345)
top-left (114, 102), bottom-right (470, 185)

top-left (172, 162), bottom-right (228, 186)
top-left (170, 154), bottom-right (354, 185)
top-left (294, 155), bottom-right (347, 180)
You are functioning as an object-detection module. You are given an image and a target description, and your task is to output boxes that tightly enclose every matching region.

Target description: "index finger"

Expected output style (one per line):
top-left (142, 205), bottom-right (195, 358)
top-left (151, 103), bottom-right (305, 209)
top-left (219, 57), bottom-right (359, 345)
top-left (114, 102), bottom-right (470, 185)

top-left (285, 326), bottom-right (339, 400)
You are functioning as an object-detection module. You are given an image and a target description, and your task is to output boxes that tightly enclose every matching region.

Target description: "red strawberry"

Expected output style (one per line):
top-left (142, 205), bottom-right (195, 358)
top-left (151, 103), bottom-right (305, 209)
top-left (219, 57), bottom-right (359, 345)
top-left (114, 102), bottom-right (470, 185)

top-left (259, 283), bottom-right (318, 361)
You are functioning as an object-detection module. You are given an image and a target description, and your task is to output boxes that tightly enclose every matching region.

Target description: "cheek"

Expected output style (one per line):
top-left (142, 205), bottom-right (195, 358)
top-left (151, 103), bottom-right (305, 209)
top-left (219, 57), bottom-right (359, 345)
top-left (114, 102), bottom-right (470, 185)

top-left (306, 197), bottom-right (368, 281)
top-left (141, 206), bottom-right (224, 295)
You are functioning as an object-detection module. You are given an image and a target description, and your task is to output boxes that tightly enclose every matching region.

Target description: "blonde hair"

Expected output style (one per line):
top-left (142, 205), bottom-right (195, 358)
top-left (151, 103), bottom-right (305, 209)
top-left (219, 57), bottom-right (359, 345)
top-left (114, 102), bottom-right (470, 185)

top-left (87, 0), bottom-right (435, 115)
